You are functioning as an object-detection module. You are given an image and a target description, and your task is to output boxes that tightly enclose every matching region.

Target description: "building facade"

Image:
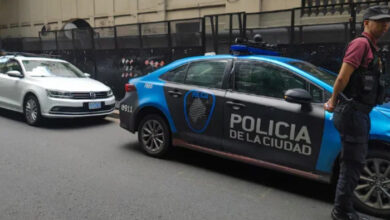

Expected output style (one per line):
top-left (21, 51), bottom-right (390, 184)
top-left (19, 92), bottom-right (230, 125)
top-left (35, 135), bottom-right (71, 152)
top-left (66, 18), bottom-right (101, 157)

top-left (0, 0), bottom-right (388, 100)
top-left (0, 0), bottom-right (301, 38)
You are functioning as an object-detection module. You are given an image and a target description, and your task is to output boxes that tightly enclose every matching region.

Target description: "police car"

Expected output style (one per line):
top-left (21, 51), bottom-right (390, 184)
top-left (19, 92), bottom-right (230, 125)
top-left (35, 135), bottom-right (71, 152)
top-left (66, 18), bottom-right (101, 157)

top-left (119, 45), bottom-right (390, 217)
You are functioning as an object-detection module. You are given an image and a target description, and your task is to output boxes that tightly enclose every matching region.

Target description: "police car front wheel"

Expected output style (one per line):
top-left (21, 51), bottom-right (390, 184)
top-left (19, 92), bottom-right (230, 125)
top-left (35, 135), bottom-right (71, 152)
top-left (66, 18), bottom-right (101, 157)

top-left (138, 114), bottom-right (171, 157)
top-left (353, 149), bottom-right (390, 218)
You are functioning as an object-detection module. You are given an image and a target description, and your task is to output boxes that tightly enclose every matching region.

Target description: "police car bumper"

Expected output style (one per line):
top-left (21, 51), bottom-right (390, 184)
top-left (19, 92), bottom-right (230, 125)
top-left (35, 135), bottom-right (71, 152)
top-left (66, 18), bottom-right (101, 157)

top-left (41, 96), bottom-right (116, 118)
top-left (119, 111), bottom-right (136, 132)
top-left (119, 93), bottom-right (138, 133)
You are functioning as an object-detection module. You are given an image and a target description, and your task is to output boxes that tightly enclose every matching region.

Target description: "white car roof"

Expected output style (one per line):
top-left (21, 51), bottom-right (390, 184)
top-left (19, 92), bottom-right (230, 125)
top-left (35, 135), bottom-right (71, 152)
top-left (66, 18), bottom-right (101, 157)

top-left (0, 55), bottom-right (67, 63)
top-left (15, 57), bottom-right (68, 63)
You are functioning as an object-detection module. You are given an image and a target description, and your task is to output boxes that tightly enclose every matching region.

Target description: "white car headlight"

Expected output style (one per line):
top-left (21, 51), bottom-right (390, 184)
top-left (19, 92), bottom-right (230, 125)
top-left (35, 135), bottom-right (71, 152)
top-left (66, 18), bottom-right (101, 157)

top-left (107, 89), bottom-right (113, 97)
top-left (46, 90), bottom-right (73, 99)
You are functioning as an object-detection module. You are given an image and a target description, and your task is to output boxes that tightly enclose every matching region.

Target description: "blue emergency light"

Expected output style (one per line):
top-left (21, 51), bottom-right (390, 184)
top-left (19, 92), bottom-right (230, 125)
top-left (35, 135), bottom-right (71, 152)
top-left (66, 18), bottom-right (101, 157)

top-left (230, 44), bottom-right (280, 56)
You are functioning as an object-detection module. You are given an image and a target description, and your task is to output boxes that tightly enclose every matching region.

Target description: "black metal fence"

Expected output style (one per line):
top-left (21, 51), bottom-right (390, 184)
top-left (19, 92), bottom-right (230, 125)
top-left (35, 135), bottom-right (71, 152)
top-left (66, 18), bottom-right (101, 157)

top-left (301, 0), bottom-right (390, 16)
top-left (1, 0), bottom-right (390, 99)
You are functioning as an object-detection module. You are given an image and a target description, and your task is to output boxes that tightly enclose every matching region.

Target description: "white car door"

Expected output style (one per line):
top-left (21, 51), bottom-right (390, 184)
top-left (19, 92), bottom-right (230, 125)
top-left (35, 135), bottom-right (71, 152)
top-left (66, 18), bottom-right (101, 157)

top-left (0, 57), bottom-right (10, 109)
top-left (0, 59), bottom-right (24, 111)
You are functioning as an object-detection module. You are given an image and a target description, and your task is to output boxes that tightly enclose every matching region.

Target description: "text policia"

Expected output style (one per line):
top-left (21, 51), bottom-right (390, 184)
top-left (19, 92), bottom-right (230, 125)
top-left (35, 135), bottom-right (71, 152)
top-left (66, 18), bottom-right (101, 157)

top-left (229, 114), bottom-right (312, 156)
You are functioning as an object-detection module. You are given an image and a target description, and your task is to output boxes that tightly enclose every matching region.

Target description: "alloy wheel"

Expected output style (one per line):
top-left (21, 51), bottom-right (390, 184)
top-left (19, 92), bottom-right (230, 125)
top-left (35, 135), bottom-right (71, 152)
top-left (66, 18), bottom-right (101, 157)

top-left (140, 119), bottom-right (165, 153)
top-left (25, 98), bottom-right (38, 124)
top-left (355, 158), bottom-right (390, 210)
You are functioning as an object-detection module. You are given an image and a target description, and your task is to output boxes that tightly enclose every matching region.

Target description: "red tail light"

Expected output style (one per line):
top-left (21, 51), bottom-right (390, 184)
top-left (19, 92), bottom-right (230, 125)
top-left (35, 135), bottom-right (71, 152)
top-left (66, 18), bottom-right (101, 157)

top-left (125, 83), bottom-right (136, 92)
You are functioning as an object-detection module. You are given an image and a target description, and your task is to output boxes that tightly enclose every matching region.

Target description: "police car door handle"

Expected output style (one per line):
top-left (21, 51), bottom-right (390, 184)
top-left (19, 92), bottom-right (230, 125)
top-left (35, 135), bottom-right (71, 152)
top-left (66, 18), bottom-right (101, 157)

top-left (226, 101), bottom-right (246, 109)
top-left (168, 90), bottom-right (182, 98)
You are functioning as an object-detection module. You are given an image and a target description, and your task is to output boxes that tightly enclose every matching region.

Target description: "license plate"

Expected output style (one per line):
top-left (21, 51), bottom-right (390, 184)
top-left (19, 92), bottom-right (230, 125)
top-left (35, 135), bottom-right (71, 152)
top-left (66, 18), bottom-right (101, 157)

top-left (88, 102), bottom-right (101, 110)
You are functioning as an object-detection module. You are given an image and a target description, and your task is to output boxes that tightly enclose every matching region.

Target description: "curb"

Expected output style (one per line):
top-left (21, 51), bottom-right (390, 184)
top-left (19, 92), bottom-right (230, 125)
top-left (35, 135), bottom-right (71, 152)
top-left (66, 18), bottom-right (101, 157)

top-left (108, 109), bottom-right (120, 119)
top-left (107, 101), bottom-right (120, 119)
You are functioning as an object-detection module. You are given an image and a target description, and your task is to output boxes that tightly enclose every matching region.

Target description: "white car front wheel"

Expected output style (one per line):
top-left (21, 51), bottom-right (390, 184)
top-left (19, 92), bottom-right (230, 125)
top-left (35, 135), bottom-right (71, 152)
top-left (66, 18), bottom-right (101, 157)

top-left (24, 95), bottom-right (42, 126)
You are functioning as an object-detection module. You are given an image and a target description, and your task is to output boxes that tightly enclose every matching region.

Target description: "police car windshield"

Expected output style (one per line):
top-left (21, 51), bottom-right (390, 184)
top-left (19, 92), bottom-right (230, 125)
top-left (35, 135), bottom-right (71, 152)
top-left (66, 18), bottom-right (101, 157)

top-left (288, 61), bottom-right (336, 86)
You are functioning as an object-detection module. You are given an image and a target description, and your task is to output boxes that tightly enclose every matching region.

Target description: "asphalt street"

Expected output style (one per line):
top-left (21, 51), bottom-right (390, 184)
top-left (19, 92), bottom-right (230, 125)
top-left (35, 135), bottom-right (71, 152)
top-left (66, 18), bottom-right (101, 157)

top-left (0, 109), bottom-right (383, 220)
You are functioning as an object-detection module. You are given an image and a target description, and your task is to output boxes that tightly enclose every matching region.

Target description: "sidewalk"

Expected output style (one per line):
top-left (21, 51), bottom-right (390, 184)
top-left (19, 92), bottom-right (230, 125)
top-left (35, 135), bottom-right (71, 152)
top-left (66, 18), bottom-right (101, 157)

top-left (108, 101), bottom-right (120, 119)
top-left (109, 109), bottom-right (120, 119)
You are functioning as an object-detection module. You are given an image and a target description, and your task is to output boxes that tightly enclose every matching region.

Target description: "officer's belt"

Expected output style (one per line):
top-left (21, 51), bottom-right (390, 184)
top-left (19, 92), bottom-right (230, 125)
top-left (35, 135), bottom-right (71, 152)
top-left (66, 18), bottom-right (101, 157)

top-left (339, 98), bottom-right (373, 114)
top-left (352, 101), bottom-right (373, 114)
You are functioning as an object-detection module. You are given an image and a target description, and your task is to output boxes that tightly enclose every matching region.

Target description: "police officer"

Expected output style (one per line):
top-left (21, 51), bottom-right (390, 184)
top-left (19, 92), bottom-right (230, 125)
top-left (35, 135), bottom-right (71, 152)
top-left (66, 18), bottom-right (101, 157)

top-left (324, 5), bottom-right (390, 220)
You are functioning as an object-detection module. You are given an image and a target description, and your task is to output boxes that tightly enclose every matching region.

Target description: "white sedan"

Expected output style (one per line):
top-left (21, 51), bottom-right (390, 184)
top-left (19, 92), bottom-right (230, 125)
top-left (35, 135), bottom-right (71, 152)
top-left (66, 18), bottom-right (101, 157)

top-left (0, 55), bottom-right (115, 125)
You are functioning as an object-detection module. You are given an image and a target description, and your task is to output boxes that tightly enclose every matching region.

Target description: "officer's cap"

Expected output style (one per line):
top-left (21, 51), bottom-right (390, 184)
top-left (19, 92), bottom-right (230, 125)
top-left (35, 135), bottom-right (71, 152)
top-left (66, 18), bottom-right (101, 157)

top-left (363, 5), bottom-right (390, 21)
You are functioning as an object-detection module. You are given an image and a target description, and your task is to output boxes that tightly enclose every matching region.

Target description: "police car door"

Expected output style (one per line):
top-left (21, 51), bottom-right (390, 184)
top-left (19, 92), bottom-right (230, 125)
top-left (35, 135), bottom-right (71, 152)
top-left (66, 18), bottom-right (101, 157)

top-left (223, 60), bottom-right (325, 172)
top-left (163, 59), bottom-right (232, 150)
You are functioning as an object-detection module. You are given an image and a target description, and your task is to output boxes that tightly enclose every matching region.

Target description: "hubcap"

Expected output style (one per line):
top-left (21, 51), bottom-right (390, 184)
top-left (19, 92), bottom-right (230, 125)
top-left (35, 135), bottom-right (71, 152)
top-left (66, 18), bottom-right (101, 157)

top-left (355, 158), bottom-right (390, 210)
top-left (25, 99), bottom-right (38, 123)
top-left (141, 120), bottom-right (165, 153)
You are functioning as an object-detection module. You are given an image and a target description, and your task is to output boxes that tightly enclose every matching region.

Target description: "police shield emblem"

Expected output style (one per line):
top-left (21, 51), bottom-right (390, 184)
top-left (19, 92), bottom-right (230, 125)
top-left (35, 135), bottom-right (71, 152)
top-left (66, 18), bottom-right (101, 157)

top-left (184, 90), bottom-right (216, 133)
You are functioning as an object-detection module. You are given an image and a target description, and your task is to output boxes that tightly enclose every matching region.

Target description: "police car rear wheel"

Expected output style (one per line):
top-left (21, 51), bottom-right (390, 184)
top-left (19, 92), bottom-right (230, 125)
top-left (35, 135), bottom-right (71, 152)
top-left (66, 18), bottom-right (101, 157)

top-left (138, 114), bottom-right (171, 157)
top-left (353, 149), bottom-right (390, 218)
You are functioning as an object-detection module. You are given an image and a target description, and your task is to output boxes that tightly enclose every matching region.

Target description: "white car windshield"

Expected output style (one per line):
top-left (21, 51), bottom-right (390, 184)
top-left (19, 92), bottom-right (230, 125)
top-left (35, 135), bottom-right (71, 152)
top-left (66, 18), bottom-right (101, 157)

top-left (22, 60), bottom-right (85, 78)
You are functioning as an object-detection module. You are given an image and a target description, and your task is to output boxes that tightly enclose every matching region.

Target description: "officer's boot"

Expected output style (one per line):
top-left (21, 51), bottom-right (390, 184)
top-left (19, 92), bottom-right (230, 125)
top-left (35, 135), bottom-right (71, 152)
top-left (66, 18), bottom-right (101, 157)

top-left (331, 208), bottom-right (370, 220)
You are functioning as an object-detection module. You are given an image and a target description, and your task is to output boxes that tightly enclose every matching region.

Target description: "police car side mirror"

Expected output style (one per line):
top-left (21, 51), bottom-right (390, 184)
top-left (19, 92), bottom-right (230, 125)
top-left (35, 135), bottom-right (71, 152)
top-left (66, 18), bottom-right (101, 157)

top-left (284, 88), bottom-right (312, 105)
top-left (84, 73), bottom-right (91, 77)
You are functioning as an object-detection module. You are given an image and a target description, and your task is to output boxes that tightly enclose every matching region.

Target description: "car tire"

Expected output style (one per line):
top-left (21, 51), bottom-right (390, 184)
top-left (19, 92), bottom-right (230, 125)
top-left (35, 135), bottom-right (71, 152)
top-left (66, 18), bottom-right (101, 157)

top-left (24, 95), bottom-right (42, 126)
top-left (138, 114), bottom-right (171, 158)
top-left (353, 148), bottom-right (390, 218)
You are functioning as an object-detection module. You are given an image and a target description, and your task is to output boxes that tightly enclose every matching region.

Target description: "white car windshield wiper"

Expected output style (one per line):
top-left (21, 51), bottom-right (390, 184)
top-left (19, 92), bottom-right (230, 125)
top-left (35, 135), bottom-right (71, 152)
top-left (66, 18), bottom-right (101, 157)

top-left (30, 74), bottom-right (51, 77)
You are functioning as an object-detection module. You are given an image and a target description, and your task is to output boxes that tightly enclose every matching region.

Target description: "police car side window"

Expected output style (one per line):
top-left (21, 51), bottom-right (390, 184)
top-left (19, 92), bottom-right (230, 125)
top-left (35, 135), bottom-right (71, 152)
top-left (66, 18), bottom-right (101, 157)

top-left (160, 64), bottom-right (188, 83)
top-left (185, 61), bottom-right (227, 88)
top-left (235, 62), bottom-right (265, 95)
top-left (235, 62), bottom-right (306, 99)
top-left (324, 90), bottom-right (332, 102)
top-left (309, 84), bottom-right (324, 103)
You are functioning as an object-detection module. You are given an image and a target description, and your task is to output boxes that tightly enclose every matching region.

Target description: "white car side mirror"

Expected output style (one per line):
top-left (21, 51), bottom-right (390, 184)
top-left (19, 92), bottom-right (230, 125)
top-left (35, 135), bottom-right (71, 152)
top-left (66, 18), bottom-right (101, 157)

top-left (6, 70), bottom-right (23, 78)
top-left (84, 73), bottom-right (91, 77)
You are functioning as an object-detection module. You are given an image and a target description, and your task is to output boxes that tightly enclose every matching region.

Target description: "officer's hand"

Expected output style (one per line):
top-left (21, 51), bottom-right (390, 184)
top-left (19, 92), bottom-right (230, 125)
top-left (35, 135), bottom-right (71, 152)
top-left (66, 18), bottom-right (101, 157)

top-left (324, 99), bottom-right (335, 112)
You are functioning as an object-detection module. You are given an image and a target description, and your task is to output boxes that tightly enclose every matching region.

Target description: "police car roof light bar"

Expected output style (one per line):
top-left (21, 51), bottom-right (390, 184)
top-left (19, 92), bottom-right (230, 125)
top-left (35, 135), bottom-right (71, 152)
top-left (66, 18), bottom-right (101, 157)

top-left (230, 36), bottom-right (280, 56)
top-left (230, 44), bottom-right (280, 56)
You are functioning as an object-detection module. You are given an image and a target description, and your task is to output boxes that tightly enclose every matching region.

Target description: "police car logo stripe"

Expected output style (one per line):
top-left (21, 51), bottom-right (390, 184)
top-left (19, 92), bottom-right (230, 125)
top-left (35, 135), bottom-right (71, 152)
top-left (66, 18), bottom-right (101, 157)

top-left (184, 90), bottom-right (216, 133)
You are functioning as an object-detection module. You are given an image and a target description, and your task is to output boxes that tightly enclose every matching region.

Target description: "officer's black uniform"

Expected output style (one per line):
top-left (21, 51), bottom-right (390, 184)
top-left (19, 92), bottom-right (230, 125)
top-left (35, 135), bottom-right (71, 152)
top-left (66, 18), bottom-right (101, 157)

top-left (332, 35), bottom-right (386, 219)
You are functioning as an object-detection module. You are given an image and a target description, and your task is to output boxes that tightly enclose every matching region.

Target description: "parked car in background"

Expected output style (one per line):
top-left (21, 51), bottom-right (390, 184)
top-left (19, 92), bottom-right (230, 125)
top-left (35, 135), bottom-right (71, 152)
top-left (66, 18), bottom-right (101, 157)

top-left (0, 54), bottom-right (115, 125)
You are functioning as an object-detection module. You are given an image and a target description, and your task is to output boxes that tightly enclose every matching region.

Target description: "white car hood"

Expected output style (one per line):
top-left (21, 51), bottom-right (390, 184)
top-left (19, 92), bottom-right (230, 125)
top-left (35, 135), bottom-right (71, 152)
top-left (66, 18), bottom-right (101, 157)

top-left (30, 77), bottom-right (110, 92)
